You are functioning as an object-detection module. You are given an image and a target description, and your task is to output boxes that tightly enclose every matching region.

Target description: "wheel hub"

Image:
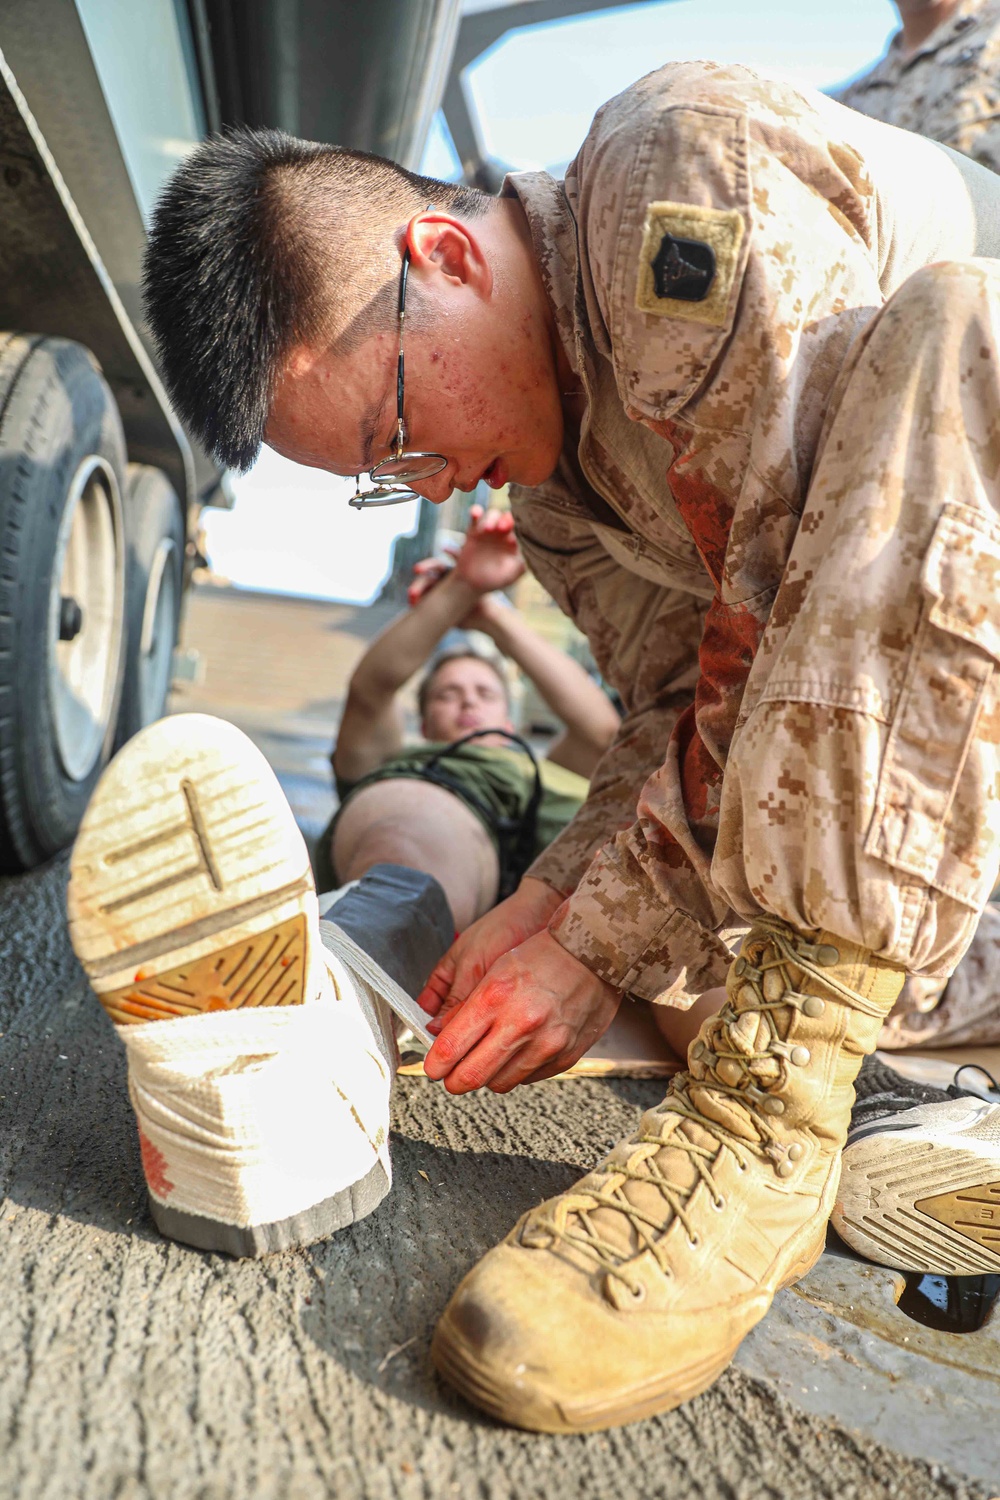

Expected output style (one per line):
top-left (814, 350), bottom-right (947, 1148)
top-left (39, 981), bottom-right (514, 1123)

top-left (48, 456), bottom-right (124, 783)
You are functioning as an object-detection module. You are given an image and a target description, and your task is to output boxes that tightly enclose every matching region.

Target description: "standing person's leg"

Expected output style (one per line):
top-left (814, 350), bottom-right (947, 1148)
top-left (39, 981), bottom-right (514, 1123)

top-left (432, 260), bottom-right (1000, 1433)
top-left (878, 897), bottom-right (1000, 1049)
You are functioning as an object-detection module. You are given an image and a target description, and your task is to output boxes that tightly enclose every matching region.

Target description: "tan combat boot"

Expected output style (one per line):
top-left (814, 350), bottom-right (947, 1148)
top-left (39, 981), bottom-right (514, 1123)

top-left (432, 918), bottom-right (905, 1433)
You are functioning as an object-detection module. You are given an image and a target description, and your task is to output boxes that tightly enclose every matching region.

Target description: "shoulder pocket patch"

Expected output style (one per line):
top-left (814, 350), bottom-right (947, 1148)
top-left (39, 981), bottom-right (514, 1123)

top-left (635, 202), bottom-right (745, 328)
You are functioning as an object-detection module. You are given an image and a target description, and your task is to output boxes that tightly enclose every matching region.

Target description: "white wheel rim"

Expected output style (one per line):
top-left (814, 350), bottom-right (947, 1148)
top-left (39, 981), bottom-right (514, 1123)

top-left (49, 456), bottom-right (124, 783)
top-left (138, 535), bottom-right (179, 725)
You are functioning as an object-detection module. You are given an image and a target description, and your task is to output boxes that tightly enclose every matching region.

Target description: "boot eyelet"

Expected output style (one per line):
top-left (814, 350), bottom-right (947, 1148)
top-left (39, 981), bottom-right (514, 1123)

top-left (711, 1196), bottom-right (726, 1212)
top-left (737, 1160), bottom-right (748, 1174)
top-left (688, 1235), bottom-right (700, 1248)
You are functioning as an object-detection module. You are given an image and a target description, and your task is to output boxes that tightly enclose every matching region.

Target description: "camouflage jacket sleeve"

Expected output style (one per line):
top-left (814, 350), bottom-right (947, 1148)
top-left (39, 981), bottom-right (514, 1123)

top-left (516, 497), bottom-right (707, 897)
top-left (510, 477), bottom-right (736, 1000)
top-left (833, 0), bottom-right (1000, 178)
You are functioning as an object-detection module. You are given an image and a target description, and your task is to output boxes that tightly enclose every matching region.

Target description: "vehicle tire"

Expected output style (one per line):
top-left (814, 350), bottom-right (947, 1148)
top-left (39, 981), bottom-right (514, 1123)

top-left (115, 464), bottom-right (185, 747)
top-left (0, 334), bottom-right (127, 873)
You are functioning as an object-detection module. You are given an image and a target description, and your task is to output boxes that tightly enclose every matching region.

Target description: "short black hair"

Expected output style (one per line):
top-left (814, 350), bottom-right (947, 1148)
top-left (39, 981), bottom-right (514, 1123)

top-left (142, 128), bottom-right (492, 471)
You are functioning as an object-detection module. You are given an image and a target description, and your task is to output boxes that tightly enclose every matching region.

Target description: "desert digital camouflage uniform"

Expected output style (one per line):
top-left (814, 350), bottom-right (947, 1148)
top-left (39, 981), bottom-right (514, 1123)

top-left (502, 63), bottom-right (1000, 1039)
top-left (837, 0), bottom-right (1000, 175)
top-left (837, 2), bottom-right (1000, 1044)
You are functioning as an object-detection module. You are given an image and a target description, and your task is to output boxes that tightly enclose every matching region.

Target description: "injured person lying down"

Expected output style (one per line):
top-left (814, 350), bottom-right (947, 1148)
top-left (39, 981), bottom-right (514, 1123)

top-left (315, 502), bottom-right (621, 929)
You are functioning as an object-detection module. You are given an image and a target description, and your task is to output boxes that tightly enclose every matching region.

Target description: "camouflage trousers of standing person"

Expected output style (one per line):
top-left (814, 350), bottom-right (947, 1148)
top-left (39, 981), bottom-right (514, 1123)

top-left (710, 258), bottom-right (1000, 1006)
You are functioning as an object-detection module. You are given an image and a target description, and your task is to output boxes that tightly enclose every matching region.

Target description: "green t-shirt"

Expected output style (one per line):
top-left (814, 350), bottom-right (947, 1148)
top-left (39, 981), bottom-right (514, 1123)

top-left (316, 741), bottom-right (588, 895)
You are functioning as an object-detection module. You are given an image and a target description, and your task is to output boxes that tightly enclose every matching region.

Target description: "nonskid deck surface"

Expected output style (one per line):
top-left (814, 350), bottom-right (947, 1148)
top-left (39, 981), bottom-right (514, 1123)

top-left (6, 848), bottom-right (997, 1497)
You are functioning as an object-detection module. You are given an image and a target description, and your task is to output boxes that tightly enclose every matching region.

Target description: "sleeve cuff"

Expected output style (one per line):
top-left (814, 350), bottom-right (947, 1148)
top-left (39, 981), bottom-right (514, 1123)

top-left (548, 856), bottom-right (733, 1003)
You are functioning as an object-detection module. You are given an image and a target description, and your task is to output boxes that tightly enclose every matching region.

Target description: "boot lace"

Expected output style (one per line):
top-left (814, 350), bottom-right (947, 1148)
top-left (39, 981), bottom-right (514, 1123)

top-left (522, 919), bottom-right (883, 1295)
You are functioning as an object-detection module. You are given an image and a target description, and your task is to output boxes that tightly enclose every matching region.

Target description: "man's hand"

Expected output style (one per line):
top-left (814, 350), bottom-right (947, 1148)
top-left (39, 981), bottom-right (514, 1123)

top-left (421, 929), bottom-right (621, 1094)
top-left (453, 506), bottom-right (525, 595)
top-left (408, 505), bottom-right (525, 612)
top-left (418, 876), bottom-right (564, 1032)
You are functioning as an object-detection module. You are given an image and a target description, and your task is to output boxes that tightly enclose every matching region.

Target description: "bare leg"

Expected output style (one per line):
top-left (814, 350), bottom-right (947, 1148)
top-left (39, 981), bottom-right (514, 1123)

top-left (331, 778), bottom-right (500, 932)
top-left (650, 987), bottom-right (729, 1062)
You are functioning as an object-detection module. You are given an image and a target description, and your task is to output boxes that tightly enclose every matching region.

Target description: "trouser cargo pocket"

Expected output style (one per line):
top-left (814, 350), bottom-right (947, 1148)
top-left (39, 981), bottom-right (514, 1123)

top-left (865, 500), bottom-right (1000, 912)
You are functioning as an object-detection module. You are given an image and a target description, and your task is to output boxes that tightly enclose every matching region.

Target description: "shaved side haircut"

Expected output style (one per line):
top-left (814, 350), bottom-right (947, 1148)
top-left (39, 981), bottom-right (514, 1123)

top-left (142, 129), bottom-right (494, 471)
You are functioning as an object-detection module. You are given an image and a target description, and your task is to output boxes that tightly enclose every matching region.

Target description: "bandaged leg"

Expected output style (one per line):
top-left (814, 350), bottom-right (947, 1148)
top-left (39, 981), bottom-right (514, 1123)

top-left (68, 715), bottom-right (451, 1256)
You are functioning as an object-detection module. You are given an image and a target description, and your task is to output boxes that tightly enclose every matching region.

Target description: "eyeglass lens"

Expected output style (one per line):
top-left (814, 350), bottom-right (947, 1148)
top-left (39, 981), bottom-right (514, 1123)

top-left (370, 452), bottom-right (448, 484)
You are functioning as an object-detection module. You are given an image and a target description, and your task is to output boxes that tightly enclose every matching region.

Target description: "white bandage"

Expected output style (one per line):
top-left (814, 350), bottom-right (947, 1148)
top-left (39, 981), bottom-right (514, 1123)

top-left (321, 920), bottom-right (435, 1048)
top-left (122, 967), bottom-right (392, 1230)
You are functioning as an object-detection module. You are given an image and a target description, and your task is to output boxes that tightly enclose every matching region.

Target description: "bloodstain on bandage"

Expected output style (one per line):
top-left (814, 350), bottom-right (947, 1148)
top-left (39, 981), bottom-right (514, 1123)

top-left (138, 1128), bottom-right (174, 1199)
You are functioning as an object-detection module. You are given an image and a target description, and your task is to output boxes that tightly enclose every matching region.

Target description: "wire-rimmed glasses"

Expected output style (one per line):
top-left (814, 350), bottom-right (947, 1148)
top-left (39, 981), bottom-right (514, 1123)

top-left (349, 243), bottom-right (447, 510)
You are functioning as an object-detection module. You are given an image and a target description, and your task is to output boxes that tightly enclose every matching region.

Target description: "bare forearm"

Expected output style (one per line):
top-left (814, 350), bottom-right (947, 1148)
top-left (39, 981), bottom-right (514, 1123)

top-left (350, 572), bottom-right (481, 699)
top-left (476, 598), bottom-right (618, 750)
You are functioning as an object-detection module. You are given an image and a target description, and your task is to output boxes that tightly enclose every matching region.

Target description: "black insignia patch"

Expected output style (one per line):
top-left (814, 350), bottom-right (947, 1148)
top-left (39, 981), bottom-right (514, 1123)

top-left (651, 233), bottom-right (716, 303)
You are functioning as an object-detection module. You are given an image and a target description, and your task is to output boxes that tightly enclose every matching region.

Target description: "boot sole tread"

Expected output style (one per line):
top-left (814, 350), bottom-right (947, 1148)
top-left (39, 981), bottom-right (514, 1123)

top-left (68, 715), bottom-right (317, 1021)
top-left (833, 1132), bottom-right (1000, 1274)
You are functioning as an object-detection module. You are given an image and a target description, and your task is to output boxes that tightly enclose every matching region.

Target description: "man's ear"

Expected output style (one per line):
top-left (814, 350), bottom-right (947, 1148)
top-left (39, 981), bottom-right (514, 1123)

top-left (405, 213), bottom-right (492, 298)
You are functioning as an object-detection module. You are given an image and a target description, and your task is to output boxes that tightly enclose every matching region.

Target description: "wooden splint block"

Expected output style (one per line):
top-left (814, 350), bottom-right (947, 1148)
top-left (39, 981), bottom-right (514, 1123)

top-left (397, 995), bottom-right (683, 1080)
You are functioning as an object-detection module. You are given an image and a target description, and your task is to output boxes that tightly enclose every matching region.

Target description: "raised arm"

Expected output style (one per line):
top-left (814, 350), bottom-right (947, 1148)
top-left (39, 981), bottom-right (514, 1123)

top-left (470, 594), bottom-right (620, 778)
top-left (333, 571), bottom-right (484, 783)
top-left (333, 506), bottom-right (525, 783)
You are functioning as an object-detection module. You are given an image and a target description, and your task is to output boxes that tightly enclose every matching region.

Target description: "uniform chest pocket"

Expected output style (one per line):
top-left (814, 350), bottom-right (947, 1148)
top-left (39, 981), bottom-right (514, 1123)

top-left (864, 501), bottom-right (1000, 908)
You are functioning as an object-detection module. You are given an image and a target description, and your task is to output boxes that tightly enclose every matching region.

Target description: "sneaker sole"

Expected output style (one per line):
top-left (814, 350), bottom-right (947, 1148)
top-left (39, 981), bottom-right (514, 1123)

top-left (67, 715), bottom-right (397, 1256)
top-left (68, 713), bottom-right (320, 1024)
top-left (832, 1125), bottom-right (1000, 1274)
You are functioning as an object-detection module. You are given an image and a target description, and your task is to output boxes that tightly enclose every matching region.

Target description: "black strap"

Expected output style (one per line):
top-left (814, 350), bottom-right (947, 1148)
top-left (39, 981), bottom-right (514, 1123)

top-left (418, 729), bottom-right (544, 900)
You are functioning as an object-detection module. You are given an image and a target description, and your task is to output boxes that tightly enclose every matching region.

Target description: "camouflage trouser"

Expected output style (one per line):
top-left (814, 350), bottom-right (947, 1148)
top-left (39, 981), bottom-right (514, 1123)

top-left (880, 901), bottom-right (1000, 1049)
top-left (714, 259), bottom-right (1000, 994)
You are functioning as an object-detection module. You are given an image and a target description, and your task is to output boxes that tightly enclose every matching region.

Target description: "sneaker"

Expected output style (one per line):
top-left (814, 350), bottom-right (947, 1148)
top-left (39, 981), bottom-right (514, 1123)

top-left (832, 1056), bottom-right (1000, 1274)
top-left (67, 713), bottom-right (442, 1256)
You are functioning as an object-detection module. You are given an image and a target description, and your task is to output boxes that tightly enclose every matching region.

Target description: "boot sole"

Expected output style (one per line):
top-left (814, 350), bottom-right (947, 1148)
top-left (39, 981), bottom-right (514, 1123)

top-left (431, 1231), bottom-right (826, 1434)
top-left (68, 714), bottom-right (319, 1024)
top-left (67, 716), bottom-right (399, 1257)
top-left (833, 1123), bottom-right (1000, 1275)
